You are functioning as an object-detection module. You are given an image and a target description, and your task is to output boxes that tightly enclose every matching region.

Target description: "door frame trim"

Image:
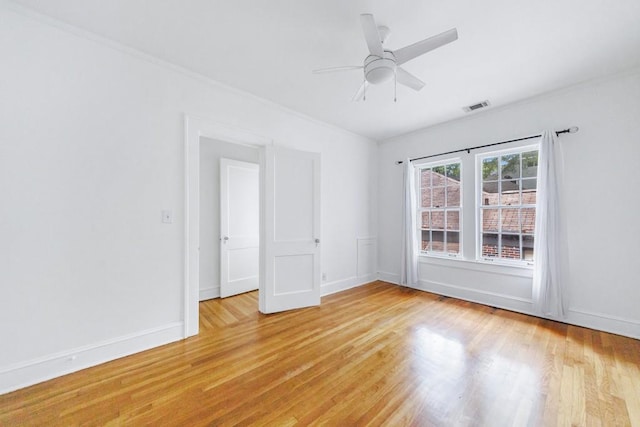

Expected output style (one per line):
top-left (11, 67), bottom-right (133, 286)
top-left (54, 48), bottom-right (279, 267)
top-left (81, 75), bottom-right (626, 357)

top-left (184, 114), bottom-right (272, 338)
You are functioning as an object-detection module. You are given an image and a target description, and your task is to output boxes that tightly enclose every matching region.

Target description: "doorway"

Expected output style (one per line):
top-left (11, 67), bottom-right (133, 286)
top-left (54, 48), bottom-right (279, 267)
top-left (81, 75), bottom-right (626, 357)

top-left (185, 115), bottom-right (322, 338)
top-left (199, 138), bottom-right (259, 301)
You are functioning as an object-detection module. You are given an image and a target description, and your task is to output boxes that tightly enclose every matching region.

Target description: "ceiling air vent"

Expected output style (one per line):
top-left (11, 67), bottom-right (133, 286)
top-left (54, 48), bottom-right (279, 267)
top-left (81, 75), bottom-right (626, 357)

top-left (463, 100), bottom-right (490, 113)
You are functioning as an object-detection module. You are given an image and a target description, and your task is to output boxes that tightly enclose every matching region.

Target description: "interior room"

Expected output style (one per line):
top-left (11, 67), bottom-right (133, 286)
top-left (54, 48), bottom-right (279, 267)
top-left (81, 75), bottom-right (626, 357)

top-left (1, 0), bottom-right (639, 425)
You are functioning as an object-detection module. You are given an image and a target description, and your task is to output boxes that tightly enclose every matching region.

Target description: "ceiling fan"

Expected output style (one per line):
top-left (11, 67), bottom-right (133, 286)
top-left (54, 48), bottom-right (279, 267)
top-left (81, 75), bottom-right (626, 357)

top-left (314, 14), bottom-right (458, 101)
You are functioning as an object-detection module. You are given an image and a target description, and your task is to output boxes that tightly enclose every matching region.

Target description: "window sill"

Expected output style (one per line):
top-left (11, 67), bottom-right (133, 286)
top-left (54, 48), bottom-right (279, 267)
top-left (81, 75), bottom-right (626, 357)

top-left (418, 255), bottom-right (533, 278)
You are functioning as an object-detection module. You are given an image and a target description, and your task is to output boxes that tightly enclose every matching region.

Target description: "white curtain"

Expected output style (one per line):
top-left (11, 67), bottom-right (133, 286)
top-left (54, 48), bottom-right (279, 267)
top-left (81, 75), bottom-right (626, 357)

top-left (532, 130), bottom-right (567, 317)
top-left (400, 159), bottom-right (419, 287)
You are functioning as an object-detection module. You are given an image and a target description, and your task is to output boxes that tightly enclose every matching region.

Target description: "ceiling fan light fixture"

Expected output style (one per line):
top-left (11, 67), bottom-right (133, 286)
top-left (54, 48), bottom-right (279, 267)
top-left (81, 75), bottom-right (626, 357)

top-left (364, 52), bottom-right (396, 84)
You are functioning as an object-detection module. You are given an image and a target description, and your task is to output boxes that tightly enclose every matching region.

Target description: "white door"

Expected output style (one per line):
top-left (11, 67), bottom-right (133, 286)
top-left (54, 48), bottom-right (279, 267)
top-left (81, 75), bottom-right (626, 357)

top-left (220, 158), bottom-right (259, 298)
top-left (260, 146), bottom-right (321, 313)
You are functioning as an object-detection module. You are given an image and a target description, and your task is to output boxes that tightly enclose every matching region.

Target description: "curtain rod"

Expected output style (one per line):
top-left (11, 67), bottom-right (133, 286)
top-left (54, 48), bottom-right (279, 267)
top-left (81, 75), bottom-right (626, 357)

top-left (395, 126), bottom-right (579, 165)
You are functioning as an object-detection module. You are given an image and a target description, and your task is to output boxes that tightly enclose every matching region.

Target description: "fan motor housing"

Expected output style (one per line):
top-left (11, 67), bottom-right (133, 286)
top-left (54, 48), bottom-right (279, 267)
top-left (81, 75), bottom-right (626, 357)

top-left (364, 51), bottom-right (396, 84)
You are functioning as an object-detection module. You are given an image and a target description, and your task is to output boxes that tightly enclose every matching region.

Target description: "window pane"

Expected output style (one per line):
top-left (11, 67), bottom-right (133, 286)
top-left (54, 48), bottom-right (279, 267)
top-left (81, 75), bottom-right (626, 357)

top-left (523, 235), bottom-right (534, 261)
top-left (522, 179), bottom-right (537, 205)
top-left (447, 231), bottom-right (460, 254)
top-left (522, 151), bottom-right (538, 178)
top-left (421, 168), bottom-right (432, 187)
top-left (522, 190), bottom-right (536, 205)
top-left (446, 211), bottom-right (459, 230)
top-left (432, 166), bottom-right (446, 186)
top-left (501, 234), bottom-right (520, 259)
top-left (421, 230), bottom-right (430, 252)
top-left (421, 187), bottom-right (432, 208)
top-left (501, 154), bottom-right (520, 180)
top-left (421, 211), bottom-right (430, 229)
top-left (501, 208), bottom-right (519, 233)
top-left (446, 163), bottom-right (461, 182)
top-left (482, 209), bottom-right (499, 232)
top-left (482, 233), bottom-right (499, 257)
top-left (522, 178), bottom-right (536, 191)
top-left (521, 208), bottom-right (536, 234)
top-left (483, 157), bottom-right (499, 181)
top-left (431, 211), bottom-right (444, 229)
top-left (431, 230), bottom-right (444, 252)
top-left (446, 183), bottom-right (460, 207)
top-left (482, 182), bottom-right (499, 206)
top-left (432, 187), bottom-right (445, 208)
top-left (501, 180), bottom-right (520, 205)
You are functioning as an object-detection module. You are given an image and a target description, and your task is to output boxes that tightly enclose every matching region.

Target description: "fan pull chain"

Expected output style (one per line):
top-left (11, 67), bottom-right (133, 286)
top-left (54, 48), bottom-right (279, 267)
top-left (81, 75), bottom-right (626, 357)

top-left (393, 69), bottom-right (397, 102)
top-left (363, 74), bottom-right (367, 101)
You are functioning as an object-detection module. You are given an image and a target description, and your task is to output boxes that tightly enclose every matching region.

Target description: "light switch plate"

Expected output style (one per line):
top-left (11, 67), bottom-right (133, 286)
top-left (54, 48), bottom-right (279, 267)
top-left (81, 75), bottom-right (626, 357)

top-left (162, 210), bottom-right (173, 224)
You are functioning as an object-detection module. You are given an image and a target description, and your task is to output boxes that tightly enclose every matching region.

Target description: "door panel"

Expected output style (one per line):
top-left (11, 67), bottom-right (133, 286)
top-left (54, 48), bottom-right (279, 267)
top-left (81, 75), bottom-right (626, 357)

top-left (228, 165), bottom-right (259, 236)
top-left (274, 254), bottom-right (314, 294)
top-left (274, 154), bottom-right (314, 241)
top-left (261, 146), bottom-right (321, 313)
top-left (220, 158), bottom-right (259, 298)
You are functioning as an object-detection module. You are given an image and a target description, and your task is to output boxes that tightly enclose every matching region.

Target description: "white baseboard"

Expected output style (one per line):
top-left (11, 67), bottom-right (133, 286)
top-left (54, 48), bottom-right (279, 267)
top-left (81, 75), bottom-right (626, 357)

top-left (0, 322), bottom-right (184, 395)
top-left (377, 271), bottom-right (399, 285)
top-left (415, 278), bottom-right (534, 314)
top-left (321, 274), bottom-right (376, 297)
top-left (566, 309), bottom-right (640, 340)
top-left (415, 279), bottom-right (640, 339)
top-left (199, 286), bottom-right (220, 301)
top-left (377, 273), bottom-right (640, 340)
top-left (203, 275), bottom-right (377, 300)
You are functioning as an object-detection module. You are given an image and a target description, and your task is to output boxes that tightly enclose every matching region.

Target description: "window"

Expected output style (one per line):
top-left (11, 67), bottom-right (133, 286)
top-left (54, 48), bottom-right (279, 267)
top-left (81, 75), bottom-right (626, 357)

top-left (417, 160), bottom-right (461, 256)
top-left (478, 147), bottom-right (538, 264)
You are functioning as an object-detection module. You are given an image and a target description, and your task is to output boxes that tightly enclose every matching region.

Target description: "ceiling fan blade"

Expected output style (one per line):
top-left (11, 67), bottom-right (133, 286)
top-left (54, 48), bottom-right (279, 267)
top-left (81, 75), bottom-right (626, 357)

top-left (396, 67), bottom-right (425, 91)
top-left (360, 14), bottom-right (384, 57)
top-left (313, 66), bottom-right (363, 74)
top-left (352, 81), bottom-right (369, 101)
top-left (394, 28), bottom-right (458, 66)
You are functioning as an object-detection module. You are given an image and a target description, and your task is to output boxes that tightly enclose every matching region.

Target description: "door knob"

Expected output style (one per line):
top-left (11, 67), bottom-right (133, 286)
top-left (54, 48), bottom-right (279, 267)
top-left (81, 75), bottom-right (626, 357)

top-left (315, 238), bottom-right (320, 247)
top-left (221, 236), bottom-right (229, 243)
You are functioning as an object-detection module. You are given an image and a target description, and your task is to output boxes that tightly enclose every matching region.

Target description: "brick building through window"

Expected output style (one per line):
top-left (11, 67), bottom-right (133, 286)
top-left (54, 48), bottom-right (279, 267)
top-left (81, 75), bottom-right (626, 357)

top-left (418, 162), bottom-right (461, 255)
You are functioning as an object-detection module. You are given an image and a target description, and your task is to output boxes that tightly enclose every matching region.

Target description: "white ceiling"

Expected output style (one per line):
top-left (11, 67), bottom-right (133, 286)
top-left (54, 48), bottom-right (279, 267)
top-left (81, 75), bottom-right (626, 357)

top-left (11, 0), bottom-right (640, 141)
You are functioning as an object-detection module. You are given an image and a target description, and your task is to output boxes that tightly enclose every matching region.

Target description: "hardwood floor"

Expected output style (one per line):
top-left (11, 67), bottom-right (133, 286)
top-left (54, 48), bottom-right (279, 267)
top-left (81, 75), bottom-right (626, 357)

top-left (2, 281), bottom-right (639, 426)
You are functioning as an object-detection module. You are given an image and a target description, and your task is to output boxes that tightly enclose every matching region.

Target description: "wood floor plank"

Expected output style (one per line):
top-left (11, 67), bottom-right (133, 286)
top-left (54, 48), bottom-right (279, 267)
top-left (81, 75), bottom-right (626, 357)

top-left (1, 281), bottom-right (639, 426)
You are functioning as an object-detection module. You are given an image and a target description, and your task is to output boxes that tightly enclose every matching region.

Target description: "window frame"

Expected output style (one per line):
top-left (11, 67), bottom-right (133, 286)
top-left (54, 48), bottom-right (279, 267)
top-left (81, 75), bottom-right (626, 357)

top-left (414, 158), bottom-right (463, 259)
top-left (475, 143), bottom-right (539, 267)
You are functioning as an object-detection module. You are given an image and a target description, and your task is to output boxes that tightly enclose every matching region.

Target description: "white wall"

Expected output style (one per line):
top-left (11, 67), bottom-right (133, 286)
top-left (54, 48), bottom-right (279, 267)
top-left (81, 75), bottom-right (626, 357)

top-left (378, 68), bottom-right (640, 339)
top-left (199, 138), bottom-right (259, 301)
top-left (0, 5), bottom-right (377, 392)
